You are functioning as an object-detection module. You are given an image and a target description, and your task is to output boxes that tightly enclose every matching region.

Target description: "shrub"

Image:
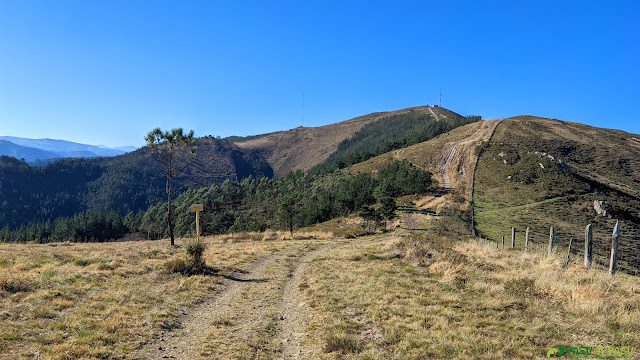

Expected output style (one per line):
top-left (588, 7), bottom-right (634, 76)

top-left (396, 234), bottom-right (435, 267)
top-left (185, 239), bottom-right (206, 268)
top-left (164, 239), bottom-right (208, 275)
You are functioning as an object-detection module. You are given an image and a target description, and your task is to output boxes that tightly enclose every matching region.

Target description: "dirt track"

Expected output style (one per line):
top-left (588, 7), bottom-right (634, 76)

top-left (416, 120), bottom-right (501, 210)
top-left (131, 237), bottom-right (388, 359)
top-left (439, 144), bottom-right (456, 189)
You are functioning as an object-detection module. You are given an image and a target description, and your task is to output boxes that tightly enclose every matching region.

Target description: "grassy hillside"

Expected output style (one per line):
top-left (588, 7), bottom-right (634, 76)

top-left (301, 235), bottom-right (640, 359)
top-left (344, 116), bottom-right (640, 274)
top-left (2, 230), bottom-right (639, 359)
top-left (234, 106), bottom-right (464, 176)
top-left (474, 117), bottom-right (640, 274)
top-left (349, 120), bottom-right (501, 211)
top-left (0, 237), bottom-right (300, 358)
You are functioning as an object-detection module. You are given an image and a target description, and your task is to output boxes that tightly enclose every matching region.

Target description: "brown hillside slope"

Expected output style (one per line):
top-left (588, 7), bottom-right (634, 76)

top-left (349, 119), bottom-right (502, 210)
top-left (490, 117), bottom-right (640, 198)
top-left (234, 106), bottom-right (459, 176)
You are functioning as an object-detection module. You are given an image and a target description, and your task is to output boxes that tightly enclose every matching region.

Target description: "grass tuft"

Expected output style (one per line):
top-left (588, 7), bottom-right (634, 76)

top-left (73, 258), bottom-right (93, 266)
top-left (323, 331), bottom-right (364, 354)
top-left (0, 274), bottom-right (34, 293)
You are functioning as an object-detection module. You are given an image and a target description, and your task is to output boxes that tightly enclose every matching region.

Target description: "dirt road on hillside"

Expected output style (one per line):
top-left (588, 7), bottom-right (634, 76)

top-left (131, 237), bottom-right (388, 360)
top-left (439, 144), bottom-right (456, 189)
top-left (417, 120), bottom-right (501, 209)
top-left (428, 107), bottom-right (440, 121)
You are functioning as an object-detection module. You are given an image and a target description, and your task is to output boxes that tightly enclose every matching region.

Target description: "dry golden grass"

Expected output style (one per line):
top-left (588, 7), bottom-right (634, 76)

top-left (3, 227), bottom-right (638, 359)
top-left (214, 228), bottom-right (351, 242)
top-left (298, 215), bottom-right (381, 238)
top-left (299, 235), bottom-right (640, 359)
top-left (0, 236), bottom-right (300, 359)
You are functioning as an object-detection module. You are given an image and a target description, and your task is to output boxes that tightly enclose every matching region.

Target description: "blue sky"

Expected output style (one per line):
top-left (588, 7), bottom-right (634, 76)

top-left (1, 1), bottom-right (638, 147)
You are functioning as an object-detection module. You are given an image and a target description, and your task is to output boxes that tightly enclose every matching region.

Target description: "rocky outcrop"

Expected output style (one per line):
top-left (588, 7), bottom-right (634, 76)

top-left (593, 200), bottom-right (612, 218)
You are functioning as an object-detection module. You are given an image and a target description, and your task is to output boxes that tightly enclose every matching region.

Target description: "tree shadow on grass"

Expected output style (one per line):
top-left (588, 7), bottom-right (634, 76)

top-left (180, 264), bottom-right (267, 283)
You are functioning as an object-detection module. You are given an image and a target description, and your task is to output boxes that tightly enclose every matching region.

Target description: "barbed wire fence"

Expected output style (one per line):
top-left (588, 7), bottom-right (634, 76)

top-left (474, 219), bottom-right (640, 276)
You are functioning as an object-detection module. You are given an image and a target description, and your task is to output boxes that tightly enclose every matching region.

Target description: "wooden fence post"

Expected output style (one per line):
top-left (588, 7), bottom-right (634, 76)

top-left (585, 224), bottom-right (592, 270)
top-left (525, 227), bottom-right (530, 252)
top-left (511, 227), bottom-right (516, 248)
top-left (501, 235), bottom-right (505, 249)
top-left (565, 238), bottom-right (573, 265)
top-left (609, 221), bottom-right (620, 275)
top-left (548, 227), bottom-right (554, 257)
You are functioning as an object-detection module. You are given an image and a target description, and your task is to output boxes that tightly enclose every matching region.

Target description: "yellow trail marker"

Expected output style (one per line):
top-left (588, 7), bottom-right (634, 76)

top-left (190, 204), bottom-right (203, 240)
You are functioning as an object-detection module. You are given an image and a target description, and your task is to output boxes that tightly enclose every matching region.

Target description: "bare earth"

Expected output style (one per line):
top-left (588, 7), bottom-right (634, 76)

top-left (131, 237), bottom-right (387, 360)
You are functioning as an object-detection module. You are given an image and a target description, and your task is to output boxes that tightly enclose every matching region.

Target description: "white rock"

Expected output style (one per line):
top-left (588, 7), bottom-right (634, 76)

top-left (593, 200), bottom-right (612, 218)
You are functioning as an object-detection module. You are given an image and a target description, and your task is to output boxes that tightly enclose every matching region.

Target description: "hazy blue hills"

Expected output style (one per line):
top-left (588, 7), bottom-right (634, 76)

top-left (0, 136), bottom-right (137, 164)
top-left (0, 139), bottom-right (60, 163)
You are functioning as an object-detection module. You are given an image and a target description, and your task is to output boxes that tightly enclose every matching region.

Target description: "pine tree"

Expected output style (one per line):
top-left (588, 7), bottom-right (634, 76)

top-left (145, 128), bottom-right (197, 246)
top-left (374, 181), bottom-right (396, 224)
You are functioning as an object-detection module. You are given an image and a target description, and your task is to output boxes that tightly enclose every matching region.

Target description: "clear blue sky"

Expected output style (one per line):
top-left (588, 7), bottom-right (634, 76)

top-left (1, 1), bottom-right (638, 147)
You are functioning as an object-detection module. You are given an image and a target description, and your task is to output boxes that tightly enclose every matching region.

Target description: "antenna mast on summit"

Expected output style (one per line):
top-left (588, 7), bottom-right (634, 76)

top-left (302, 91), bottom-right (305, 127)
top-left (439, 89), bottom-right (442, 107)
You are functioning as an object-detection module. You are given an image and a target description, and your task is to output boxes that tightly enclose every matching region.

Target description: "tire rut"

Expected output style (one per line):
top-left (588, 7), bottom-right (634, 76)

top-left (277, 243), bottom-right (334, 359)
top-left (278, 236), bottom-right (393, 359)
top-left (131, 245), bottom-right (304, 359)
top-left (131, 237), bottom-right (389, 359)
top-left (440, 144), bottom-right (456, 189)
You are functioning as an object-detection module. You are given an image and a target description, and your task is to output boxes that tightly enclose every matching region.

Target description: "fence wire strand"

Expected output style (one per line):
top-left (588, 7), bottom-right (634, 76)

top-left (475, 219), bottom-right (640, 276)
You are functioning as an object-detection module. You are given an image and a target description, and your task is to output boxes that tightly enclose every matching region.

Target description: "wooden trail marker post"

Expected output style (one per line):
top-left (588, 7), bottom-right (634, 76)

top-left (191, 204), bottom-right (203, 241)
top-left (511, 227), bottom-right (516, 248)
top-left (585, 224), bottom-right (593, 270)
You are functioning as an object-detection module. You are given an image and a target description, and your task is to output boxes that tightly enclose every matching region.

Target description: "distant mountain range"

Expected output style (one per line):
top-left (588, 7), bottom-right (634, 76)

top-left (0, 136), bottom-right (137, 164)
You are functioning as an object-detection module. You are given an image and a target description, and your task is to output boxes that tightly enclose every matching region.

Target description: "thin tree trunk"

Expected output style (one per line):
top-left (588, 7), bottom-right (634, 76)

top-left (167, 175), bottom-right (175, 246)
top-left (289, 217), bottom-right (293, 238)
